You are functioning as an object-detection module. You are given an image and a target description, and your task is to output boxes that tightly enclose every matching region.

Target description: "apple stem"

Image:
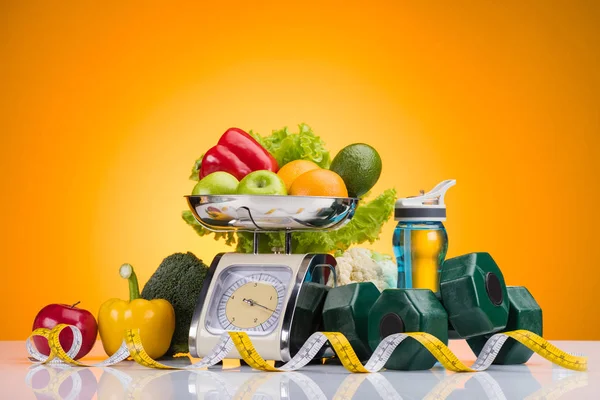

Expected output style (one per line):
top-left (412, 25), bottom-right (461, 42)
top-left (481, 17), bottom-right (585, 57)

top-left (71, 301), bottom-right (81, 308)
top-left (119, 263), bottom-right (141, 301)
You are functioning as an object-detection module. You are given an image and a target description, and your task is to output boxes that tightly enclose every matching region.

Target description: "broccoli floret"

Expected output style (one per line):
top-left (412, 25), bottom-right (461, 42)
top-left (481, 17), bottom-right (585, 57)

top-left (141, 252), bottom-right (209, 355)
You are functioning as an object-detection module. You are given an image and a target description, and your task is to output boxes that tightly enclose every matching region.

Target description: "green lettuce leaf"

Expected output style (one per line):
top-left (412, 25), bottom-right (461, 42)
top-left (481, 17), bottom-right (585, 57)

top-left (291, 188), bottom-right (396, 254)
top-left (189, 155), bottom-right (204, 181)
top-left (251, 123), bottom-right (331, 168)
top-left (182, 210), bottom-right (236, 246)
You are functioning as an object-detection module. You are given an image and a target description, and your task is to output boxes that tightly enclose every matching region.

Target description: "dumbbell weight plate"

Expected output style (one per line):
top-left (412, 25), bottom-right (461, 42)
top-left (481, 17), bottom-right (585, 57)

top-left (367, 289), bottom-right (448, 370)
top-left (440, 252), bottom-right (509, 339)
top-left (289, 282), bottom-right (331, 357)
top-left (322, 282), bottom-right (381, 361)
top-left (434, 290), bottom-right (462, 339)
top-left (467, 286), bottom-right (543, 364)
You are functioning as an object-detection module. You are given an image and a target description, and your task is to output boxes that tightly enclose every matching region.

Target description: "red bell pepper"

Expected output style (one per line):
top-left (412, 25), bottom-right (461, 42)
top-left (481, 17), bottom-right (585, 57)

top-left (200, 128), bottom-right (279, 181)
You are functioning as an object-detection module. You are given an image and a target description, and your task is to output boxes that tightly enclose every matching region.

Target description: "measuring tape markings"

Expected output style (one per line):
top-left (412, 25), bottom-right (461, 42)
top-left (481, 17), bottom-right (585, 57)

top-left (45, 324), bottom-right (129, 368)
top-left (504, 330), bottom-right (587, 371)
top-left (282, 333), bottom-right (329, 370)
top-left (229, 330), bottom-right (586, 373)
top-left (27, 324), bottom-right (587, 374)
top-left (228, 332), bottom-right (278, 372)
top-left (323, 332), bottom-right (370, 373)
top-left (364, 334), bottom-right (405, 372)
top-left (126, 328), bottom-right (236, 370)
top-left (27, 327), bottom-right (78, 365)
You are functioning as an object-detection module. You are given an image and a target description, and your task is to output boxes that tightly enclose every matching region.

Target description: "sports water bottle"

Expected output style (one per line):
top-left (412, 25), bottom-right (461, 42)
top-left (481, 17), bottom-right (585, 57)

top-left (393, 180), bottom-right (456, 291)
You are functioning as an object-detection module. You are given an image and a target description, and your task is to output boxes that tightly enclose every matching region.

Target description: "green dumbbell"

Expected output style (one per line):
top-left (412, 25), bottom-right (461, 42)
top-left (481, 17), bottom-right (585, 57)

top-left (289, 282), bottom-right (331, 357)
top-left (321, 252), bottom-right (537, 370)
top-left (322, 282), bottom-right (381, 361)
top-left (440, 252), bottom-right (510, 339)
top-left (467, 286), bottom-right (543, 364)
top-left (367, 289), bottom-right (448, 370)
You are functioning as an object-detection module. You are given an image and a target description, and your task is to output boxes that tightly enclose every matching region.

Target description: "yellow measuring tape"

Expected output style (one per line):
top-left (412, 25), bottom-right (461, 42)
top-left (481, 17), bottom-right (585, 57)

top-left (26, 324), bottom-right (587, 373)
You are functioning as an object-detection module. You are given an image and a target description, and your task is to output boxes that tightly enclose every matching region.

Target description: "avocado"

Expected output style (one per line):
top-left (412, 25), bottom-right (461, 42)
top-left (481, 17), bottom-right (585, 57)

top-left (330, 143), bottom-right (382, 198)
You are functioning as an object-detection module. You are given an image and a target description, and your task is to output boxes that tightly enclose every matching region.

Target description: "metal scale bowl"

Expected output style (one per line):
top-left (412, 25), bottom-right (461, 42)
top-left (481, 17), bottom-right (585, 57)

top-left (185, 194), bottom-right (358, 362)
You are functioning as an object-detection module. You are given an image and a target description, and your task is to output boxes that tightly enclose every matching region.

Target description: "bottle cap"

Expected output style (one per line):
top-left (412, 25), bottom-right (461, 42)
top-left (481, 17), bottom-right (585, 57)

top-left (394, 179), bottom-right (456, 221)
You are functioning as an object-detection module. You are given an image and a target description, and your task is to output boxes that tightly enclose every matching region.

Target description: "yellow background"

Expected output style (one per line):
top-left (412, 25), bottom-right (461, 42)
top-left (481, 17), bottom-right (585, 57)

top-left (1, 1), bottom-right (599, 341)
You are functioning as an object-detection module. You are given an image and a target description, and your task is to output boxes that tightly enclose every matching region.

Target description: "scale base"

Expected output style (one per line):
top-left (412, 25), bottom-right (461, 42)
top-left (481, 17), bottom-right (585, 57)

top-left (189, 252), bottom-right (336, 361)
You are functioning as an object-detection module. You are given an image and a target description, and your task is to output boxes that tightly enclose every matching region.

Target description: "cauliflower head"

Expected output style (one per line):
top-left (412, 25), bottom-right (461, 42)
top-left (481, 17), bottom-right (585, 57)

top-left (328, 248), bottom-right (397, 291)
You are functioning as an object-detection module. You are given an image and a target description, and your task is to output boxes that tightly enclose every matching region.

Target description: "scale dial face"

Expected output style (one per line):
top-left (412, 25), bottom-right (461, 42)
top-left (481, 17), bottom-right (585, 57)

top-left (205, 265), bottom-right (293, 336)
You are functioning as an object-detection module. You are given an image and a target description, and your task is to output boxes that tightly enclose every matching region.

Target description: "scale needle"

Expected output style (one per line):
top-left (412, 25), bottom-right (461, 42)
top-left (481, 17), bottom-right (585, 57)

top-left (242, 298), bottom-right (275, 313)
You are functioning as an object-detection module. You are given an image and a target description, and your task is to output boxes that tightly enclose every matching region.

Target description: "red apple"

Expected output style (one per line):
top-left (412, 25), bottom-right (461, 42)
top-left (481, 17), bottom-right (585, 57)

top-left (32, 302), bottom-right (98, 360)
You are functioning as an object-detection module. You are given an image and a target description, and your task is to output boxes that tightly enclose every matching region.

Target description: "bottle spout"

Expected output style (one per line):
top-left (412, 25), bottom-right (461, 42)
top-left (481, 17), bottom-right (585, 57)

top-left (395, 180), bottom-right (456, 221)
top-left (398, 179), bottom-right (456, 207)
top-left (424, 179), bottom-right (456, 206)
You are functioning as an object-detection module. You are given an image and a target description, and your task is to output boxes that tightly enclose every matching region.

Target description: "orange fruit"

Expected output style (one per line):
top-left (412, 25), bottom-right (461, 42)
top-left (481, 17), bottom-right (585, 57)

top-left (277, 160), bottom-right (321, 191)
top-left (289, 169), bottom-right (349, 197)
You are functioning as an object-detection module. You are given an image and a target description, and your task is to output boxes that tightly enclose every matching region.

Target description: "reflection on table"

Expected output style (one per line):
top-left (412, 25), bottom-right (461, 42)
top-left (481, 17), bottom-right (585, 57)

top-left (25, 360), bottom-right (588, 400)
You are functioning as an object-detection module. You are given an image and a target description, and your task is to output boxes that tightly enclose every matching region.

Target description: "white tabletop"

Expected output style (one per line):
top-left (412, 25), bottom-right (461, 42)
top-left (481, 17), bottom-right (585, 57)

top-left (0, 340), bottom-right (597, 399)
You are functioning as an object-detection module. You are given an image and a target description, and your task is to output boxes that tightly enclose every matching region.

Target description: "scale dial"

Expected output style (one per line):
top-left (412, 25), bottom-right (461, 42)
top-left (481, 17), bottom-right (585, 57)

top-left (219, 274), bottom-right (284, 331)
top-left (205, 265), bottom-right (293, 336)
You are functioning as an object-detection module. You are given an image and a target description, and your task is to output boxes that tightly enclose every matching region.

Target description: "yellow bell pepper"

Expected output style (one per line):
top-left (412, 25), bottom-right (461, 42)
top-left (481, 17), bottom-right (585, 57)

top-left (98, 264), bottom-right (175, 359)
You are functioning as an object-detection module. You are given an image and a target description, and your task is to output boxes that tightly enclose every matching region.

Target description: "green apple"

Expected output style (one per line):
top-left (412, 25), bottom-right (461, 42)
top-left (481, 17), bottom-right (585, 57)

top-left (237, 170), bottom-right (287, 195)
top-left (192, 172), bottom-right (239, 195)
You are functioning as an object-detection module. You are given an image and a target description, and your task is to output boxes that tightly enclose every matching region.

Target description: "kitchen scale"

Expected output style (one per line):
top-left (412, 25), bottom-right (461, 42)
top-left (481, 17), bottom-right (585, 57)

top-left (186, 194), bottom-right (358, 362)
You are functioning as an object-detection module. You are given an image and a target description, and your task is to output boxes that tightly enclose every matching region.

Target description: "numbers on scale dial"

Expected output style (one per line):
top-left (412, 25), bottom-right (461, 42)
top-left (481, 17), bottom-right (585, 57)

top-left (217, 273), bottom-right (285, 332)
